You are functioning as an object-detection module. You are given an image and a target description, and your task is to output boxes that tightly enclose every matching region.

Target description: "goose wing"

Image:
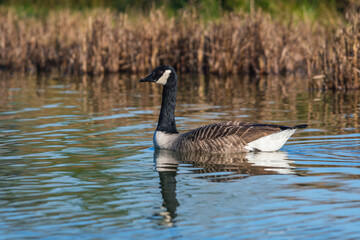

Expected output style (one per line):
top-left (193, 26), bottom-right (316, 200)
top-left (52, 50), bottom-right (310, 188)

top-left (177, 121), bottom-right (301, 152)
top-left (182, 121), bottom-right (289, 142)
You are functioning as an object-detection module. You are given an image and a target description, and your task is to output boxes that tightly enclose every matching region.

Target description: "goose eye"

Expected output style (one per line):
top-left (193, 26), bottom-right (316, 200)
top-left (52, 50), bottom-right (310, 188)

top-left (157, 70), bottom-right (164, 75)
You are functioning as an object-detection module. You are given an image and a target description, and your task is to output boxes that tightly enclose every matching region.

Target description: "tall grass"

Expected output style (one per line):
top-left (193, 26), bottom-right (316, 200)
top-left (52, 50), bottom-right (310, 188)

top-left (0, 8), bottom-right (359, 89)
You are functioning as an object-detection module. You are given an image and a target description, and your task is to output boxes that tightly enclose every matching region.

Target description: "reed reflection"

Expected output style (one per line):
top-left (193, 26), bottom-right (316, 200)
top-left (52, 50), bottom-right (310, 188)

top-left (154, 148), bottom-right (295, 225)
top-left (1, 73), bottom-right (359, 136)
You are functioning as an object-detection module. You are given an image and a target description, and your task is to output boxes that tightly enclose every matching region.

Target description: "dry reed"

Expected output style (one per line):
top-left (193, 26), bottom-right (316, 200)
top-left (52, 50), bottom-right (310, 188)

top-left (0, 8), bottom-right (360, 89)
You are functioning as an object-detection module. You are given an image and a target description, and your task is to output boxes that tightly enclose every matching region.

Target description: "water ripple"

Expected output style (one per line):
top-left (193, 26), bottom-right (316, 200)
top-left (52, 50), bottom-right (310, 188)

top-left (0, 74), bottom-right (359, 239)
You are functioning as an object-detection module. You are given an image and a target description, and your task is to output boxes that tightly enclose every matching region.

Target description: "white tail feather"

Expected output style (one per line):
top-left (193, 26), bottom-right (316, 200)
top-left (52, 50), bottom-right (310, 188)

top-left (245, 129), bottom-right (296, 152)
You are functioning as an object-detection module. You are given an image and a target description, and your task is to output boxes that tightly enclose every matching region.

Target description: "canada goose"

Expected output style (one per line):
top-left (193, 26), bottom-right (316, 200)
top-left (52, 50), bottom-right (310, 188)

top-left (140, 65), bottom-right (307, 153)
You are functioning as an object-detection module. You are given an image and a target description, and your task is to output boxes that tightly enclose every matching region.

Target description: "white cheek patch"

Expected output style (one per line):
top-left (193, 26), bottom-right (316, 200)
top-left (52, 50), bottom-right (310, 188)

top-left (156, 70), bottom-right (171, 85)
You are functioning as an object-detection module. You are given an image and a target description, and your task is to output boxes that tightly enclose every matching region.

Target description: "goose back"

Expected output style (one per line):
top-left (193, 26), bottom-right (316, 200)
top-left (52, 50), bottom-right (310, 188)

top-left (173, 121), bottom-right (297, 153)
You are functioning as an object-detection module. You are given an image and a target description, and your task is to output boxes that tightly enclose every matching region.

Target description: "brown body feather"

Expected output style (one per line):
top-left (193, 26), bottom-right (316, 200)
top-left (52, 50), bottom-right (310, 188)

top-left (171, 121), bottom-right (295, 153)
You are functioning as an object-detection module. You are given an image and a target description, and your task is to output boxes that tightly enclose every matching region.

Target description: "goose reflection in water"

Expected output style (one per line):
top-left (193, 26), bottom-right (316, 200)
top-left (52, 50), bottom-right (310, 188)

top-left (153, 149), bottom-right (296, 226)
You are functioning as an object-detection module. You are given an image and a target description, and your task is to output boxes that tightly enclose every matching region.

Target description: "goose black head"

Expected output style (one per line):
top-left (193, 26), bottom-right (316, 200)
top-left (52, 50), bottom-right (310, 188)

top-left (140, 65), bottom-right (177, 87)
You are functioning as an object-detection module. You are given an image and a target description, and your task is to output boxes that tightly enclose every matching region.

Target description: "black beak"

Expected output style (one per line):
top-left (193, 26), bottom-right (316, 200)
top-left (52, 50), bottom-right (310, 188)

top-left (140, 73), bottom-right (155, 83)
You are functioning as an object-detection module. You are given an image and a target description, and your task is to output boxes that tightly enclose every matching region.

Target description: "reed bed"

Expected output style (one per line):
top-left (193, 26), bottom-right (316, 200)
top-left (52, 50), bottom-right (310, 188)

top-left (0, 8), bottom-right (359, 89)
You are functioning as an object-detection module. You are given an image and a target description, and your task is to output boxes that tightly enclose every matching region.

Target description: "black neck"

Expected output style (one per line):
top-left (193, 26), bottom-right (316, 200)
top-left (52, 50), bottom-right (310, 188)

top-left (156, 83), bottom-right (178, 134)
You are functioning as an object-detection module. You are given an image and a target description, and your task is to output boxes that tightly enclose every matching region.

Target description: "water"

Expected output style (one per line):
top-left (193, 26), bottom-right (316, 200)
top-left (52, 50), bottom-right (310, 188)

top-left (0, 73), bottom-right (359, 239)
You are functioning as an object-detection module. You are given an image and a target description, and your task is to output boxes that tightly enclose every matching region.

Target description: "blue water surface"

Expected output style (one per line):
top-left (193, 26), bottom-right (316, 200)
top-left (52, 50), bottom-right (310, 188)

top-left (0, 74), bottom-right (359, 239)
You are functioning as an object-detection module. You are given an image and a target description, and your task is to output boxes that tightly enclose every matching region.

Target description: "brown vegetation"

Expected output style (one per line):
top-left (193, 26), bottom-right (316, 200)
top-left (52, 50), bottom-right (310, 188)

top-left (0, 8), bottom-right (360, 89)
